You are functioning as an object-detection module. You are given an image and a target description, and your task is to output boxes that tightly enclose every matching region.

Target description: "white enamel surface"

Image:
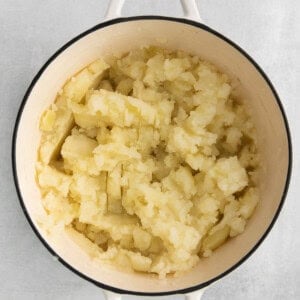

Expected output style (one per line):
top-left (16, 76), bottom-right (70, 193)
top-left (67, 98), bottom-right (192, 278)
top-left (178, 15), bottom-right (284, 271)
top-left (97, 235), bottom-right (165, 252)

top-left (15, 19), bottom-right (290, 294)
top-left (104, 0), bottom-right (125, 21)
top-left (104, 290), bottom-right (122, 300)
top-left (184, 289), bottom-right (206, 300)
top-left (105, 0), bottom-right (202, 22)
top-left (180, 0), bottom-right (202, 21)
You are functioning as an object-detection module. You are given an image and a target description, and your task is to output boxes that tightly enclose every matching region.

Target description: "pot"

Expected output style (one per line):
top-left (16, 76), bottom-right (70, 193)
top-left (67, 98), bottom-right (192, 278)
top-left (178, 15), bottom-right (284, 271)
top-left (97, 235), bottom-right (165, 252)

top-left (12, 0), bottom-right (292, 299)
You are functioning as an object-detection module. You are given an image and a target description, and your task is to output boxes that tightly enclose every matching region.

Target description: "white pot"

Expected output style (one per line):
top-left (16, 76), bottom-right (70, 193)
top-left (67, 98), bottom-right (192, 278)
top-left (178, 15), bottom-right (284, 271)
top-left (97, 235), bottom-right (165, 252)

top-left (12, 0), bottom-right (292, 299)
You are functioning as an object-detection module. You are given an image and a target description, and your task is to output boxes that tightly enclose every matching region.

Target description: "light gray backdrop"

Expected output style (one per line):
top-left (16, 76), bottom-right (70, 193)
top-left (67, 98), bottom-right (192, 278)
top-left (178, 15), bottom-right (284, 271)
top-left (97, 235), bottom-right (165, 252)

top-left (0, 0), bottom-right (299, 299)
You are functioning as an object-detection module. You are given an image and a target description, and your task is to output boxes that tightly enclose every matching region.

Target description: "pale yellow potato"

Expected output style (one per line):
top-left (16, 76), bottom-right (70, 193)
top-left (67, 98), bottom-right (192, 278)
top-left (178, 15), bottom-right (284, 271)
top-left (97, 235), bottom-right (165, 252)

top-left (133, 227), bottom-right (152, 251)
top-left (128, 252), bottom-right (152, 272)
top-left (207, 156), bottom-right (248, 196)
top-left (37, 165), bottom-right (72, 197)
top-left (93, 143), bottom-right (141, 172)
top-left (39, 107), bottom-right (74, 164)
top-left (40, 109), bottom-right (56, 132)
top-left (107, 164), bottom-right (123, 214)
top-left (202, 225), bottom-right (230, 256)
top-left (239, 188), bottom-right (260, 219)
top-left (61, 131), bottom-right (98, 175)
top-left (38, 59), bottom-right (108, 164)
top-left (87, 89), bottom-right (157, 128)
top-left (36, 46), bottom-right (260, 278)
top-left (61, 59), bottom-right (109, 103)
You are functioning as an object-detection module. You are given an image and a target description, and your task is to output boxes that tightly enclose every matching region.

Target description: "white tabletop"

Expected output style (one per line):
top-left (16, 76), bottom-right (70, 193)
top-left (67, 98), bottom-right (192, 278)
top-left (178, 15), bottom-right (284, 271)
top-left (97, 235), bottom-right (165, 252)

top-left (0, 0), bottom-right (299, 299)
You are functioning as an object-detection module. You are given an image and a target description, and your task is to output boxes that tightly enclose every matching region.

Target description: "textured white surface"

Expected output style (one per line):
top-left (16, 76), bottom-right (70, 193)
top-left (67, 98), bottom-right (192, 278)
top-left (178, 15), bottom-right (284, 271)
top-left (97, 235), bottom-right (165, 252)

top-left (0, 0), bottom-right (299, 299)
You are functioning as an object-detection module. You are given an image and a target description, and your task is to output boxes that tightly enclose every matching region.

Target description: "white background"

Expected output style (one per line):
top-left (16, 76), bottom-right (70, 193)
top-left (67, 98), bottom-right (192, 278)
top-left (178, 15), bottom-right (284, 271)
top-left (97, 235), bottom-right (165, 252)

top-left (0, 1), bottom-right (299, 299)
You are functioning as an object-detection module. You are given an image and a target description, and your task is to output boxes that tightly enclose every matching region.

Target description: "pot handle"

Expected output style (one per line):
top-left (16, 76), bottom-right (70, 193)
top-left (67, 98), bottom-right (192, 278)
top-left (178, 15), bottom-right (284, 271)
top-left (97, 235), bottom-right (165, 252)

top-left (185, 288), bottom-right (207, 300)
top-left (104, 288), bottom-right (207, 299)
top-left (104, 290), bottom-right (206, 300)
top-left (103, 291), bottom-right (122, 300)
top-left (104, 0), bottom-right (202, 22)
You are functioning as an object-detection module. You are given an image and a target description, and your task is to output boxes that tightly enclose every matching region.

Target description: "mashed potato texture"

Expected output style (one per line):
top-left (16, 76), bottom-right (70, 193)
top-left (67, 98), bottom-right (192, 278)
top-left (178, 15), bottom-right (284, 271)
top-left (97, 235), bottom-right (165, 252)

top-left (37, 47), bottom-right (259, 277)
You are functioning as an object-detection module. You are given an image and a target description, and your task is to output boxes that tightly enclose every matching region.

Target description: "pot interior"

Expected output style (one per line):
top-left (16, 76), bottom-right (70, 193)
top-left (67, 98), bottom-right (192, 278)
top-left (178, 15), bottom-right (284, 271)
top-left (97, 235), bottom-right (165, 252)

top-left (14, 18), bottom-right (290, 294)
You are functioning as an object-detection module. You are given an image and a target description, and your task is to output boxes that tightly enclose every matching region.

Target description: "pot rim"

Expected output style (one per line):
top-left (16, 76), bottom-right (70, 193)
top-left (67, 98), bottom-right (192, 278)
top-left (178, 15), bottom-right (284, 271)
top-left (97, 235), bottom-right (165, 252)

top-left (11, 15), bottom-right (292, 296)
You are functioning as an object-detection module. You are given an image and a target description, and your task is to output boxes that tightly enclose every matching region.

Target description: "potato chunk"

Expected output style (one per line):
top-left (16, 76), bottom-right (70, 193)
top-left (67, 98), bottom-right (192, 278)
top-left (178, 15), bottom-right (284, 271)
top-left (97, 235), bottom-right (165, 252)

top-left (62, 59), bottom-right (109, 103)
top-left (107, 164), bottom-right (123, 213)
top-left (133, 227), bottom-right (152, 251)
top-left (239, 188), bottom-right (259, 219)
top-left (61, 132), bottom-right (98, 175)
top-left (37, 165), bottom-right (71, 197)
top-left (39, 107), bottom-right (74, 164)
top-left (208, 157), bottom-right (248, 196)
top-left (202, 225), bottom-right (230, 255)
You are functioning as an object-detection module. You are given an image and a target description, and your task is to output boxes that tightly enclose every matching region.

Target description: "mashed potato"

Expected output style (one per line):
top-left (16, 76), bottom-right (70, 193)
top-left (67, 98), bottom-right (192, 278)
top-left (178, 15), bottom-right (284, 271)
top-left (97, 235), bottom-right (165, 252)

top-left (36, 47), bottom-right (260, 277)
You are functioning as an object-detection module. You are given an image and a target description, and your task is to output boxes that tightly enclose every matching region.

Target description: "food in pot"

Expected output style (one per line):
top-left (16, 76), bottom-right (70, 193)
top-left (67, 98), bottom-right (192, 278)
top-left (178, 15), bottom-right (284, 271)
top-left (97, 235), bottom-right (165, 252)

top-left (36, 47), bottom-right (260, 277)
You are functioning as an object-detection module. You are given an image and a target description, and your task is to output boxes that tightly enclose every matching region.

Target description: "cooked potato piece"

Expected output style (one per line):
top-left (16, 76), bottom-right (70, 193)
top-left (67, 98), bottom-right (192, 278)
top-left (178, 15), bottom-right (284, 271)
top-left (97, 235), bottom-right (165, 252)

top-left (40, 109), bottom-right (56, 131)
top-left (43, 191), bottom-right (78, 226)
top-left (202, 225), bottom-right (230, 254)
top-left (162, 166), bottom-right (196, 198)
top-left (62, 59), bottom-right (109, 103)
top-left (229, 216), bottom-right (246, 237)
top-left (116, 78), bottom-right (133, 95)
top-left (61, 132), bottom-right (98, 175)
top-left (87, 89), bottom-right (157, 127)
top-left (37, 165), bottom-right (71, 197)
top-left (94, 143), bottom-right (140, 172)
top-left (133, 227), bottom-right (152, 251)
top-left (137, 126), bottom-right (160, 155)
top-left (98, 79), bottom-right (113, 91)
top-left (37, 46), bottom-right (260, 278)
top-left (164, 58), bottom-right (191, 81)
top-left (39, 107), bottom-right (74, 164)
top-left (39, 60), bottom-right (108, 164)
top-left (143, 54), bottom-right (165, 87)
top-left (79, 194), bottom-right (107, 223)
top-left (186, 152), bottom-right (215, 172)
top-left (208, 156), bottom-right (248, 196)
top-left (239, 188), bottom-right (259, 219)
top-left (128, 252), bottom-right (152, 272)
top-left (62, 133), bottom-right (97, 160)
top-left (71, 172), bottom-right (108, 219)
top-left (107, 164), bottom-right (123, 213)
top-left (109, 127), bottom-right (138, 147)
